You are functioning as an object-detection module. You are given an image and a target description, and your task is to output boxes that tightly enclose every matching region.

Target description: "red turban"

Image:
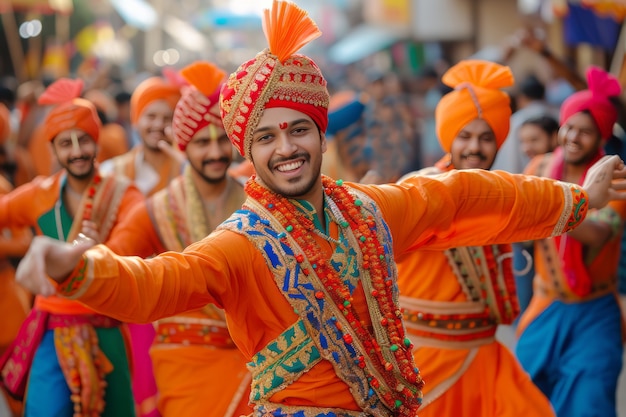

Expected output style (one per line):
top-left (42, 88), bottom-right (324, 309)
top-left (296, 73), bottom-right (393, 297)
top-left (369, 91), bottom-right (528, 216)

top-left (220, 0), bottom-right (329, 159)
top-left (560, 66), bottom-right (621, 140)
top-left (130, 77), bottom-right (182, 125)
top-left (38, 78), bottom-right (101, 143)
top-left (0, 104), bottom-right (9, 144)
top-left (172, 62), bottom-right (226, 151)
top-left (435, 60), bottom-right (514, 152)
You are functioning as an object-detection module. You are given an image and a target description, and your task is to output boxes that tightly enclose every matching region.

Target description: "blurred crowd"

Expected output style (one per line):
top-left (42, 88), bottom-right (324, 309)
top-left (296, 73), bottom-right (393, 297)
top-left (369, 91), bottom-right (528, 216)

top-left (0, 16), bottom-right (626, 417)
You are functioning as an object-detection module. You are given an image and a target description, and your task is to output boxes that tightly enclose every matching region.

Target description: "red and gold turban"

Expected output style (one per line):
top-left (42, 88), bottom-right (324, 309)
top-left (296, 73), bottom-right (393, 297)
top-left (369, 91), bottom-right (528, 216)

top-left (435, 60), bottom-right (514, 152)
top-left (38, 78), bottom-right (101, 143)
top-left (172, 62), bottom-right (226, 151)
top-left (560, 66), bottom-right (621, 140)
top-left (130, 76), bottom-right (181, 125)
top-left (0, 103), bottom-right (10, 144)
top-left (220, 0), bottom-right (329, 159)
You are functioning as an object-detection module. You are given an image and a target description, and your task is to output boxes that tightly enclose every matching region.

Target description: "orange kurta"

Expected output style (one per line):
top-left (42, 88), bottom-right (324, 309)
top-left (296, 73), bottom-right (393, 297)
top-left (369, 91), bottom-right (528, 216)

top-left (106, 173), bottom-right (251, 417)
top-left (101, 145), bottom-right (182, 197)
top-left (0, 176), bottom-right (32, 417)
top-left (395, 168), bottom-right (555, 416)
top-left (0, 175), bottom-right (32, 354)
top-left (517, 154), bottom-right (626, 335)
top-left (0, 170), bottom-right (144, 315)
top-left (59, 170), bottom-right (586, 413)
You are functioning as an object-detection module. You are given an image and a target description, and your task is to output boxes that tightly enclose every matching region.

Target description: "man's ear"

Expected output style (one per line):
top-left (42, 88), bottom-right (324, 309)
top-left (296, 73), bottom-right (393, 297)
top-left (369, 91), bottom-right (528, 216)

top-left (321, 132), bottom-right (327, 154)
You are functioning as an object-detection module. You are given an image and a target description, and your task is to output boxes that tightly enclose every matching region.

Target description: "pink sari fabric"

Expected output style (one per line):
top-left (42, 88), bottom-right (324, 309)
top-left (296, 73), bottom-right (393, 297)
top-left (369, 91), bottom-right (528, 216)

top-left (0, 309), bottom-right (48, 399)
top-left (127, 323), bottom-right (160, 417)
top-left (549, 146), bottom-right (603, 297)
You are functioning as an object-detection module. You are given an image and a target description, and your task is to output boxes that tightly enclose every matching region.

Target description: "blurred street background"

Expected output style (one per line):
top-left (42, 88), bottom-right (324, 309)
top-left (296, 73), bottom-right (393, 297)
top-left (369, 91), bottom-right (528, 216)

top-left (1, 0), bottom-right (626, 415)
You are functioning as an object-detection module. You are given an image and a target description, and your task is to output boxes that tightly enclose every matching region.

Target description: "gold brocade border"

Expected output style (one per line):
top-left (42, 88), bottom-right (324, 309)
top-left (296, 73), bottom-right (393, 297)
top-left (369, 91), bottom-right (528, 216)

top-left (248, 319), bottom-right (322, 402)
top-left (218, 186), bottom-right (419, 416)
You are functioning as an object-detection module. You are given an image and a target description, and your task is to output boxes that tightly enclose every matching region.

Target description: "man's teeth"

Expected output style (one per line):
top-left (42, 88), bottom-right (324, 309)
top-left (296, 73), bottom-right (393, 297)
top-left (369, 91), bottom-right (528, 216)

top-left (277, 161), bottom-right (303, 172)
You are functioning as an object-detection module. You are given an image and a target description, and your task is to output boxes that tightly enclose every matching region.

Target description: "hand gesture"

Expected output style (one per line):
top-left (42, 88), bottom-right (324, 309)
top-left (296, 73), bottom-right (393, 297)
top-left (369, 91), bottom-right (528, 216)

top-left (15, 234), bottom-right (96, 297)
top-left (80, 220), bottom-right (101, 243)
top-left (582, 155), bottom-right (626, 209)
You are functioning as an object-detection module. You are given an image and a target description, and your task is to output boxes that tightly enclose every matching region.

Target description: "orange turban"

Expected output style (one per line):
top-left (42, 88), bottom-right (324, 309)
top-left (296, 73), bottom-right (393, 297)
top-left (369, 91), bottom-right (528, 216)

top-left (435, 60), bottom-right (514, 153)
top-left (220, 0), bottom-right (329, 159)
top-left (172, 62), bottom-right (226, 151)
top-left (130, 76), bottom-right (181, 125)
top-left (38, 78), bottom-right (101, 143)
top-left (0, 104), bottom-right (9, 144)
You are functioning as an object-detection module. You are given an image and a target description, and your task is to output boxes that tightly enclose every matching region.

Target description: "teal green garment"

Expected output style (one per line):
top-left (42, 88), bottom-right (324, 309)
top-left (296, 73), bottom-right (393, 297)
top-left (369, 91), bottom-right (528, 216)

top-left (25, 328), bottom-right (136, 417)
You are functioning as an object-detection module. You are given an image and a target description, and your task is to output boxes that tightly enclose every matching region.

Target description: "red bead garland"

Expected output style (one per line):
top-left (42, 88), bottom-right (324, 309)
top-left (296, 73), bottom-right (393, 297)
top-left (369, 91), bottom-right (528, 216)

top-left (245, 175), bottom-right (423, 414)
top-left (81, 173), bottom-right (101, 222)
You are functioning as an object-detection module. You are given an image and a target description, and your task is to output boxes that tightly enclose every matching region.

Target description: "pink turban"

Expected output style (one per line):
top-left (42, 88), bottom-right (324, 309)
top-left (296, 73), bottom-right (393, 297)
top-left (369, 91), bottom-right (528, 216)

top-left (560, 66), bottom-right (621, 140)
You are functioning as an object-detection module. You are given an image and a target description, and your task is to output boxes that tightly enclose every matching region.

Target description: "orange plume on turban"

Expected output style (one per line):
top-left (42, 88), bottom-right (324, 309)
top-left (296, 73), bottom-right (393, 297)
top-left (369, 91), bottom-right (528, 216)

top-left (38, 78), bottom-right (101, 143)
top-left (172, 61), bottom-right (226, 151)
top-left (435, 60), bottom-right (514, 153)
top-left (0, 104), bottom-right (10, 144)
top-left (130, 76), bottom-right (182, 125)
top-left (220, 0), bottom-right (329, 159)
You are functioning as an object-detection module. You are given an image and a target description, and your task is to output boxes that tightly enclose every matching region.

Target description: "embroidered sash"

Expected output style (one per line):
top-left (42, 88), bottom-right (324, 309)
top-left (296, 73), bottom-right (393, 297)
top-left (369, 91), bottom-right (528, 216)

top-left (66, 172), bottom-right (132, 243)
top-left (147, 167), bottom-right (246, 342)
top-left (218, 189), bottom-right (420, 417)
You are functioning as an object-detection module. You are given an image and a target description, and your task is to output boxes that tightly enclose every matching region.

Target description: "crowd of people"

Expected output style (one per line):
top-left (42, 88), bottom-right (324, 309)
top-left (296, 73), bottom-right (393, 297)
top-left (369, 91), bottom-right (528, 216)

top-left (1, 1), bottom-right (626, 417)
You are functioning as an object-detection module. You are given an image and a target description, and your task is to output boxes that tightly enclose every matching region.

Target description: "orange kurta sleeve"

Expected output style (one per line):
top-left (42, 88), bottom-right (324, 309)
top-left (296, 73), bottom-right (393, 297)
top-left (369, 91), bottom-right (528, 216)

top-left (0, 173), bottom-right (61, 231)
top-left (105, 201), bottom-right (165, 257)
top-left (350, 169), bottom-right (585, 256)
top-left (57, 170), bottom-right (588, 411)
top-left (60, 170), bottom-right (588, 328)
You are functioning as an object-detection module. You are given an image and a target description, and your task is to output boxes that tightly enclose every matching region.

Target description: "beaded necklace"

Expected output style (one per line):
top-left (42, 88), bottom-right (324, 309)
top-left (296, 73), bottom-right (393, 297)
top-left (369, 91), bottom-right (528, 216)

top-left (245, 175), bottom-right (423, 414)
top-left (56, 173), bottom-right (102, 242)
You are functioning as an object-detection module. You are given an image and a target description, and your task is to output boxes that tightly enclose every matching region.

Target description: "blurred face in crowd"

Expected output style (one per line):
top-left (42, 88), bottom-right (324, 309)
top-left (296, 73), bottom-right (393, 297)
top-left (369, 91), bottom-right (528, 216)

top-left (136, 100), bottom-right (174, 151)
top-left (250, 107), bottom-right (325, 200)
top-left (52, 128), bottom-right (97, 180)
top-left (519, 123), bottom-right (557, 159)
top-left (186, 125), bottom-right (233, 184)
top-left (450, 118), bottom-right (498, 170)
top-left (559, 112), bottom-right (603, 166)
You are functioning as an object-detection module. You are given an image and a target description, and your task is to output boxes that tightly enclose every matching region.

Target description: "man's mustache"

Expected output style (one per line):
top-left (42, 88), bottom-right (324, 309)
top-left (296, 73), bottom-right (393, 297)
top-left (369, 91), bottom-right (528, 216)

top-left (461, 153), bottom-right (487, 161)
top-left (68, 157), bottom-right (91, 163)
top-left (202, 157), bottom-right (230, 166)
top-left (270, 153), bottom-right (309, 169)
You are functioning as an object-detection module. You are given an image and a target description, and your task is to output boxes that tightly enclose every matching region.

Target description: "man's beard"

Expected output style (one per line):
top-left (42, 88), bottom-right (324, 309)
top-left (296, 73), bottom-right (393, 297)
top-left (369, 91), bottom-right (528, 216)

top-left (64, 157), bottom-right (96, 180)
top-left (191, 158), bottom-right (231, 184)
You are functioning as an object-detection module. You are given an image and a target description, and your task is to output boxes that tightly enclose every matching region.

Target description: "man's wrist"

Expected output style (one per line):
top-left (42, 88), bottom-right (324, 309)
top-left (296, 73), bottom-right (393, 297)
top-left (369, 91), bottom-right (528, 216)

top-left (56, 255), bottom-right (88, 297)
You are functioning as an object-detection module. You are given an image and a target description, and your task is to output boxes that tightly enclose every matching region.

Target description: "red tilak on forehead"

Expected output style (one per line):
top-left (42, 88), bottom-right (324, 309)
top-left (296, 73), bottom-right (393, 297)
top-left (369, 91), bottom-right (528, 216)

top-left (279, 122), bottom-right (288, 130)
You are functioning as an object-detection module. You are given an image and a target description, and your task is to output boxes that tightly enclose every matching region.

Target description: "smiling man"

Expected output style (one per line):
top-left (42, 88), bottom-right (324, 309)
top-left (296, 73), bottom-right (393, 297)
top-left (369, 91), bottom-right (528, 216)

top-left (0, 78), bottom-right (144, 417)
top-left (11, 3), bottom-right (626, 417)
top-left (516, 66), bottom-right (626, 417)
top-left (99, 75), bottom-right (182, 197)
top-left (104, 61), bottom-right (251, 417)
top-left (394, 60), bottom-right (556, 417)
